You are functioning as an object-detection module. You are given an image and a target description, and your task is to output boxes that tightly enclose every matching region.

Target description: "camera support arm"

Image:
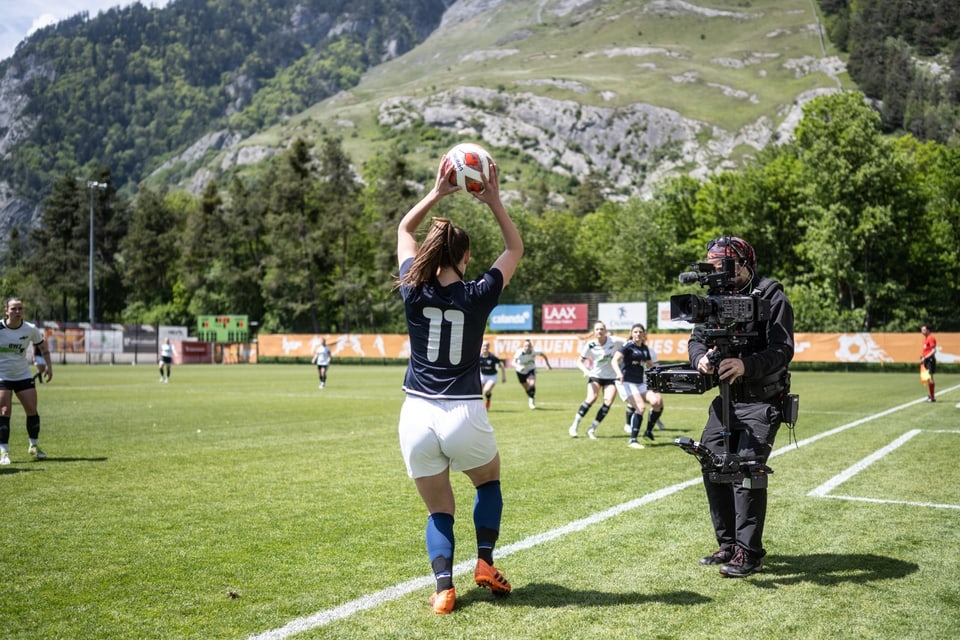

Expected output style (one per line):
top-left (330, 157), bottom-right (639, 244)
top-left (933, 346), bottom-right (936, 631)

top-left (660, 259), bottom-right (786, 488)
top-left (718, 366), bottom-right (737, 473)
top-left (674, 435), bottom-right (773, 488)
top-left (675, 336), bottom-right (773, 488)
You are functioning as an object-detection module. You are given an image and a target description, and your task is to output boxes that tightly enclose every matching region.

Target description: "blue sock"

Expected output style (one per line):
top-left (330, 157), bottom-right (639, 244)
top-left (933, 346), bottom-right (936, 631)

top-left (426, 512), bottom-right (455, 562)
top-left (474, 480), bottom-right (502, 564)
top-left (426, 513), bottom-right (454, 590)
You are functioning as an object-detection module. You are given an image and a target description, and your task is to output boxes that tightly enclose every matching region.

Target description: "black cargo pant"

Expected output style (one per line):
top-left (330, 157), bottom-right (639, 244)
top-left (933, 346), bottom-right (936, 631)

top-left (699, 396), bottom-right (781, 559)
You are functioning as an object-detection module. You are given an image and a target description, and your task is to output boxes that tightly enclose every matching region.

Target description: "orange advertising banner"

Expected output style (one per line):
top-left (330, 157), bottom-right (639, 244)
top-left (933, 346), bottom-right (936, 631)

top-left (257, 334), bottom-right (411, 360)
top-left (257, 332), bottom-right (960, 366)
top-left (790, 332), bottom-right (960, 364)
top-left (42, 327), bottom-right (86, 353)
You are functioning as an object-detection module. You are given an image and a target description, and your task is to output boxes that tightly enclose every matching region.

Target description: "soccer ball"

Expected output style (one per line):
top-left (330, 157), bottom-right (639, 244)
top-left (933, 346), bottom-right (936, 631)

top-left (445, 143), bottom-right (493, 194)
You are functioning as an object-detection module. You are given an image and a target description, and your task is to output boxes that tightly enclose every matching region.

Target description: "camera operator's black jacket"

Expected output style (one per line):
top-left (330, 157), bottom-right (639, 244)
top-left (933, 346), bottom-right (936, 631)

top-left (687, 275), bottom-right (794, 402)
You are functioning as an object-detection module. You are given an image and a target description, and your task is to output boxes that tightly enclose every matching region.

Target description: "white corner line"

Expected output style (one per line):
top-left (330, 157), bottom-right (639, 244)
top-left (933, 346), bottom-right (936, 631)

top-left (807, 429), bottom-right (923, 497)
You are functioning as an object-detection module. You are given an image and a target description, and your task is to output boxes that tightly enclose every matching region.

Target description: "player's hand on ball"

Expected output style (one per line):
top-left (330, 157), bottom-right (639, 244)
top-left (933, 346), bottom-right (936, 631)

top-left (434, 154), bottom-right (460, 197)
top-left (471, 161), bottom-right (500, 204)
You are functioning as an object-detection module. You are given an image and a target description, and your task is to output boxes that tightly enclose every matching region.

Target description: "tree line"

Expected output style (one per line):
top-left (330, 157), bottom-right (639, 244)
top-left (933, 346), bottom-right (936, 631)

top-left (820, 0), bottom-right (960, 141)
top-left (2, 92), bottom-right (959, 333)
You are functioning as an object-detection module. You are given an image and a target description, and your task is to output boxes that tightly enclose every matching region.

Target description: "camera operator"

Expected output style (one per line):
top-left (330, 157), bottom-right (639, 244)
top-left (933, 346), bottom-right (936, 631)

top-left (687, 236), bottom-right (794, 578)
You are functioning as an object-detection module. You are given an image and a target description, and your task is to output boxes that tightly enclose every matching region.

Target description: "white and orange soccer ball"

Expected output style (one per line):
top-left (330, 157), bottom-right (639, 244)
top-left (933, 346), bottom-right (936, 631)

top-left (445, 143), bottom-right (493, 194)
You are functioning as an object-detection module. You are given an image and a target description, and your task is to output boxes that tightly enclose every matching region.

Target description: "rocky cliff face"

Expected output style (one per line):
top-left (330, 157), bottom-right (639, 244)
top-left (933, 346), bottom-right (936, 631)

top-left (0, 55), bottom-right (52, 238)
top-left (167, 0), bottom-right (845, 200)
top-left (379, 86), bottom-right (700, 195)
top-left (196, 77), bottom-right (842, 202)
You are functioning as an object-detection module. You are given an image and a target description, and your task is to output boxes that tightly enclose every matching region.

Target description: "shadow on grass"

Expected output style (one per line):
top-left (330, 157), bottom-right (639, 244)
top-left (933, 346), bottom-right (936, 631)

top-left (0, 466), bottom-right (43, 475)
top-left (495, 406), bottom-right (566, 414)
top-left (453, 583), bottom-right (711, 609)
top-left (750, 553), bottom-right (919, 589)
top-left (1, 457), bottom-right (108, 473)
top-left (451, 554), bottom-right (918, 608)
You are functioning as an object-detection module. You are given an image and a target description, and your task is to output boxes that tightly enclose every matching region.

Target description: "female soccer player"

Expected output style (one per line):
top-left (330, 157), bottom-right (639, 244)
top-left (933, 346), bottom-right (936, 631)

top-left (479, 341), bottom-right (506, 410)
top-left (313, 337), bottom-right (332, 389)
top-left (569, 321), bottom-right (623, 439)
top-left (612, 323), bottom-right (665, 448)
top-left (0, 297), bottom-right (53, 465)
top-left (395, 153), bottom-right (523, 614)
top-left (512, 338), bottom-right (552, 409)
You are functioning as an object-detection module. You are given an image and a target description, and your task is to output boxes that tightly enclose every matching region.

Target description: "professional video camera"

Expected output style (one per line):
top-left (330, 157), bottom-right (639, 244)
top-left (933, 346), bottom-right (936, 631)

top-left (672, 262), bottom-right (771, 325)
top-left (673, 436), bottom-right (772, 488)
top-left (646, 258), bottom-right (767, 396)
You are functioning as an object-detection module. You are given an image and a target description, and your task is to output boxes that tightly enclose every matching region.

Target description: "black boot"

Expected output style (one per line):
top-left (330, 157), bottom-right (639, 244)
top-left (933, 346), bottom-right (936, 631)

top-left (719, 547), bottom-right (763, 577)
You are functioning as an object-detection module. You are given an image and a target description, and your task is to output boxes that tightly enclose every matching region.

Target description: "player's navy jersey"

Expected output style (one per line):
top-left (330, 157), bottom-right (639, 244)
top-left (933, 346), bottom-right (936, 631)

top-left (400, 258), bottom-right (504, 399)
top-left (618, 340), bottom-right (657, 384)
top-left (580, 336), bottom-right (623, 379)
top-left (479, 353), bottom-right (503, 376)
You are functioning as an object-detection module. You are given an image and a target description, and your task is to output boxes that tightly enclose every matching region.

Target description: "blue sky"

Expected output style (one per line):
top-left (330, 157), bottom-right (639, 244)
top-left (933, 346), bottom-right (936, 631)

top-left (1, 1), bottom-right (171, 62)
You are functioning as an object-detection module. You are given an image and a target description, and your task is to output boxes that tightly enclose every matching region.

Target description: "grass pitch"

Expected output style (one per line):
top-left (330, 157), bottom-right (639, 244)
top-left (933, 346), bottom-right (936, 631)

top-left (1, 364), bottom-right (958, 639)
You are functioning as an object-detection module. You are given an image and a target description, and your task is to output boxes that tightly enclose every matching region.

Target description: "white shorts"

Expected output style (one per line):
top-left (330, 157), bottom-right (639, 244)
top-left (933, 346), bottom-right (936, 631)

top-left (480, 373), bottom-right (498, 387)
top-left (617, 381), bottom-right (649, 402)
top-left (398, 396), bottom-right (498, 479)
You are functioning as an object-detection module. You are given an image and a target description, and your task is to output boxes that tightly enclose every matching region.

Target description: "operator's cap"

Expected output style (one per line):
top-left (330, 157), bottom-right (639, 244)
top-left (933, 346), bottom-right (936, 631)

top-left (706, 236), bottom-right (756, 271)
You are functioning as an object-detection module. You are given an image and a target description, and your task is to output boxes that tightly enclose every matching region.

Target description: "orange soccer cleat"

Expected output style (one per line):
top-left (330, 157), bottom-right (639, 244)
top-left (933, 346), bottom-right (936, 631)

top-left (474, 559), bottom-right (511, 595)
top-left (428, 587), bottom-right (456, 614)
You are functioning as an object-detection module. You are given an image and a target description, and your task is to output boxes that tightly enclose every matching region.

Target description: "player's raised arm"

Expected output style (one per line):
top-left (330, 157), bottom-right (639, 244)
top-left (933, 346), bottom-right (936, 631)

top-left (397, 156), bottom-right (458, 267)
top-left (475, 163), bottom-right (523, 286)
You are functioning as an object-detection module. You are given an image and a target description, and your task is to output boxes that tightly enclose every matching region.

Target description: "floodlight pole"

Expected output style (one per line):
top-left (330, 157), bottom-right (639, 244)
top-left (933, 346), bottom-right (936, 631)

top-left (87, 181), bottom-right (107, 324)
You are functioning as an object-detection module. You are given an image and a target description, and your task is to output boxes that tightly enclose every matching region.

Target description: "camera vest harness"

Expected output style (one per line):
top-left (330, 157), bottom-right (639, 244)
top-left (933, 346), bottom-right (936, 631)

top-left (729, 275), bottom-right (790, 403)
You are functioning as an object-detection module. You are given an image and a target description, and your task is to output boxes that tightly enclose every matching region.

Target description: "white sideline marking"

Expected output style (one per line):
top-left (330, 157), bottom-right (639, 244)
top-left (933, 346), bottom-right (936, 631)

top-left (767, 386), bottom-right (960, 458)
top-left (248, 479), bottom-right (701, 640)
top-left (809, 428), bottom-right (960, 509)
top-left (248, 384), bottom-right (960, 640)
top-left (808, 429), bottom-right (922, 497)
top-left (816, 495), bottom-right (960, 510)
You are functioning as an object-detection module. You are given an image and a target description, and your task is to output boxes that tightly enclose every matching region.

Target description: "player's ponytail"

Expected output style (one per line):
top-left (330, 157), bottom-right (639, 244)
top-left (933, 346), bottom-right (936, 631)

top-left (398, 218), bottom-right (470, 288)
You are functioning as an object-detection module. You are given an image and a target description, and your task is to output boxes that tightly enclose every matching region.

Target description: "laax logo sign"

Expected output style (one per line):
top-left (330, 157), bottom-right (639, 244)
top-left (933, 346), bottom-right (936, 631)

top-left (542, 303), bottom-right (588, 330)
top-left (544, 306), bottom-right (578, 321)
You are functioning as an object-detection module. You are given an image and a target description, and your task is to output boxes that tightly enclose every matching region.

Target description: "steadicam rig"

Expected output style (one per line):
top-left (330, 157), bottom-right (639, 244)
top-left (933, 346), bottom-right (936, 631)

top-left (673, 436), bottom-right (773, 489)
top-left (660, 245), bottom-right (791, 491)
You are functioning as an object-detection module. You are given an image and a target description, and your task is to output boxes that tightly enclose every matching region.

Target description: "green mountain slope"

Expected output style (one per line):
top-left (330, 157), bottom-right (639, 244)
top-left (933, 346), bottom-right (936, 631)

top-left (172, 0), bottom-right (848, 199)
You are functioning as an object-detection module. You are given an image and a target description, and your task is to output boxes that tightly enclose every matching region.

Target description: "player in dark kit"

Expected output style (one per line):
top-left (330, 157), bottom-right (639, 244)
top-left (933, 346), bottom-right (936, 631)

top-left (478, 341), bottom-right (506, 410)
top-left (612, 323), bottom-right (664, 448)
top-left (395, 153), bottom-right (523, 614)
